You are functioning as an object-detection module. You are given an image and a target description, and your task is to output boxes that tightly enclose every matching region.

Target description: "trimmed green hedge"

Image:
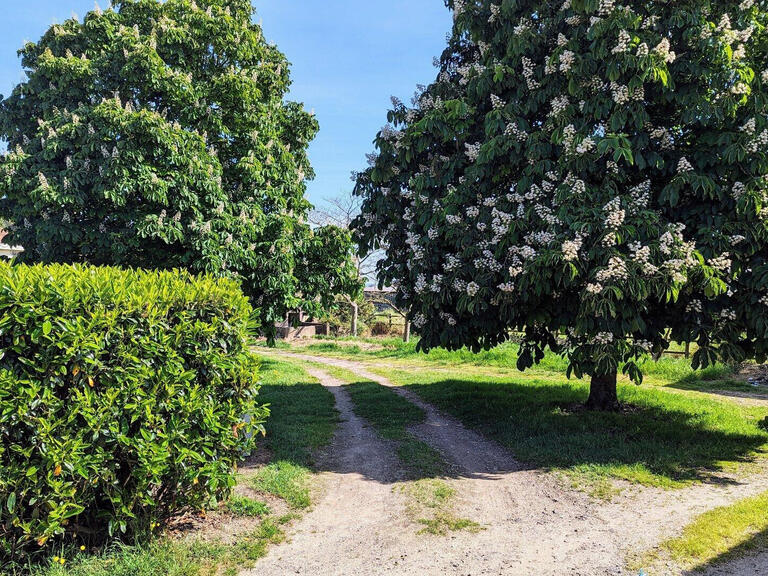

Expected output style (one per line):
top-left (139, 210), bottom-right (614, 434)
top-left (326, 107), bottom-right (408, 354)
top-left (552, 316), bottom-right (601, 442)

top-left (0, 264), bottom-right (266, 568)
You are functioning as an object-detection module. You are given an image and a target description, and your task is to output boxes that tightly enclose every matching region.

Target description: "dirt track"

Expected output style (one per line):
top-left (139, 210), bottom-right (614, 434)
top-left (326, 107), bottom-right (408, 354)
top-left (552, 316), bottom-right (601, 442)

top-left (243, 353), bottom-right (768, 576)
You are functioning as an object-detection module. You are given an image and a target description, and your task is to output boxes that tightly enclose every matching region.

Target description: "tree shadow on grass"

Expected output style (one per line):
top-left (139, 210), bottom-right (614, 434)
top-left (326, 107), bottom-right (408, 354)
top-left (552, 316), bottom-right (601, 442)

top-left (401, 377), bottom-right (768, 486)
top-left (255, 358), bottom-right (340, 468)
top-left (253, 357), bottom-right (768, 487)
top-left (683, 528), bottom-right (768, 575)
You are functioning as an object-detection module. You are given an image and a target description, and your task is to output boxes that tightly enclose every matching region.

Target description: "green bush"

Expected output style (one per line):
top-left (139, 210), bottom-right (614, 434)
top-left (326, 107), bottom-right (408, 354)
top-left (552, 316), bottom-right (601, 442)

top-left (0, 263), bottom-right (267, 569)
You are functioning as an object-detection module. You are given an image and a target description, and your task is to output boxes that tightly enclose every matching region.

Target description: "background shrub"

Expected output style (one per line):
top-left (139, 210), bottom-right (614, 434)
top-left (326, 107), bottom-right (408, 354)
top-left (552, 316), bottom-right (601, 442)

top-left (370, 322), bottom-right (390, 337)
top-left (0, 263), bottom-right (267, 569)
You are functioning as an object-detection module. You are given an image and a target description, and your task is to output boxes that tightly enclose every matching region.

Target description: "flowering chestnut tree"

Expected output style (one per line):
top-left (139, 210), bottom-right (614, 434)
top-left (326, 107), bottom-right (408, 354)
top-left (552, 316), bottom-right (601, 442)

top-left (354, 0), bottom-right (768, 409)
top-left (0, 0), bottom-right (358, 332)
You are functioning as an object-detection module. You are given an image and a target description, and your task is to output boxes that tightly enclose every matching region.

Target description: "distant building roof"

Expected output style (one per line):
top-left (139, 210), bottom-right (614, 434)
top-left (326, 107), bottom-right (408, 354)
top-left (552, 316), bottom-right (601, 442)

top-left (364, 286), bottom-right (396, 294)
top-left (0, 230), bottom-right (24, 258)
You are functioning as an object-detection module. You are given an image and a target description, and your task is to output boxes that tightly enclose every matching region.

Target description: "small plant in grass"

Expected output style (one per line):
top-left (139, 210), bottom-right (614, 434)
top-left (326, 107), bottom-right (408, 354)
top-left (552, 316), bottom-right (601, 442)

top-left (400, 480), bottom-right (482, 536)
top-left (354, 0), bottom-right (768, 411)
top-left (225, 497), bottom-right (270, 519)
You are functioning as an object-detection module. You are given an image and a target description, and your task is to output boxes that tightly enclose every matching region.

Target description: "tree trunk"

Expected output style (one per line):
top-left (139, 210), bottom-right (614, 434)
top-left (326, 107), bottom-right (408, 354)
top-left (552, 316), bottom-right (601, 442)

top-left (403, 320), bottom-right (411, 343)
top-left (351, 302), bottom-right (358, 337)
top-left (586, 372), bottom-right (619, 411)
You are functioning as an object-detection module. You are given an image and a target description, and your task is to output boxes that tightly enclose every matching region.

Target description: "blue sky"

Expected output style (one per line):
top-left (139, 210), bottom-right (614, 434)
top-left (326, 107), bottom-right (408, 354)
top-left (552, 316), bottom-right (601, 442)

top-left (0, 1), bottom-right (452, 209)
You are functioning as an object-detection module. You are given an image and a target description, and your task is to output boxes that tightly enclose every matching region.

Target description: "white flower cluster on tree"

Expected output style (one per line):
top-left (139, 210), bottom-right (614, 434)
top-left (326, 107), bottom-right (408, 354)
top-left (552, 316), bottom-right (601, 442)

top-left (354, 0), bottom-right (768, 386)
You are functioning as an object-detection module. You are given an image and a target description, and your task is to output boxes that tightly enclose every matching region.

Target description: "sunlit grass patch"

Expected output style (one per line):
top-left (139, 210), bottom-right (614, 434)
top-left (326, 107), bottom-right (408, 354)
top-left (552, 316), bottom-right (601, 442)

top-left (643, 490), bottom-right (768, 572)
top-left (225, 496), bottom-right (270, 518)
top-left (398, 479), bottom-right (482, 536)
top-left (250, 462), bottom-right (312, 509)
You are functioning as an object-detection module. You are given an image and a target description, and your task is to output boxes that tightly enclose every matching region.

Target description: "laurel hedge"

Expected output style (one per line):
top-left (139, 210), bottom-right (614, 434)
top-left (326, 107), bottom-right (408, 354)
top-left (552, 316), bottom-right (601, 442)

top-left (0, 263), bottom-right (267, 568)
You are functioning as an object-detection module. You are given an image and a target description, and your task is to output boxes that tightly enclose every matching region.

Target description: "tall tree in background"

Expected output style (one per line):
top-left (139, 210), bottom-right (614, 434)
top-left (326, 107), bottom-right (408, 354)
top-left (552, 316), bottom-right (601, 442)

top-left (310, 192), bottom-right (384, 285)
top-left (355, 0), bottom-right (768, 409)
top-left (0, 0), bottom-right (358, 332)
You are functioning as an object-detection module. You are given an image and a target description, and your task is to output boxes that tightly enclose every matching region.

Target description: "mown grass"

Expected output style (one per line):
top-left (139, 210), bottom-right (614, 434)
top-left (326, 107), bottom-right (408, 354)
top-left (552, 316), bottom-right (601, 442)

top-left (378, 366), bottom-right (768, 490)
top-left (32, 358), bottom-right (338, 576)
top-left (649, 490), bottom-right (768, 572)
top-left (292, 337), bottom-right (748, 394)
top-left (33, 518), bottom-right (287, 576)
top-left (249, 358), bottom-right (339, 508)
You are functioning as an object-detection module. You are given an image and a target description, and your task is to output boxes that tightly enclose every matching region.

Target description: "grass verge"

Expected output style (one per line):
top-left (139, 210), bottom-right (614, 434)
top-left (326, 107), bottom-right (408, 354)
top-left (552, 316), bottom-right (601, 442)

top-left (638, 490), bottom-right (768, 573)
top-left (248, 358), bottom-right (338, 508)
top-left (34, 518), bottom-right (287, 576)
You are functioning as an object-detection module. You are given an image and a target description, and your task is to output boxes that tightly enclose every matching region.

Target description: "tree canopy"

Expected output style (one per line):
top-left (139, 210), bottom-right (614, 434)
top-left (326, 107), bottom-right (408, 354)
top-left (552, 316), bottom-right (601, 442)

top-left (354, 0), bottom-right (768, 408)
top-left (0, 0), bottom-right (359, 331)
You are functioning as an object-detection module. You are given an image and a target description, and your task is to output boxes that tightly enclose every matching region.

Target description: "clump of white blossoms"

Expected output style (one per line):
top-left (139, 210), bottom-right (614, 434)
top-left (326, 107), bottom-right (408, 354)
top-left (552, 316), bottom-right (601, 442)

top-left (612, 30), bottom-right (631, 54)
top-left (677, 157), bottom-right (694, 173)
top-left (559, 50), bottom-right (575, 72)
top-left (354, 0), bottom-right (768, 404)
top-left (586, 283), bottom-right (603, 295)
top-left (654, 38), bottom-right (676, 63)
top-left (561, 237), bottom-right (582, 262)
top-left (603, 198), bottom-right (625, 229)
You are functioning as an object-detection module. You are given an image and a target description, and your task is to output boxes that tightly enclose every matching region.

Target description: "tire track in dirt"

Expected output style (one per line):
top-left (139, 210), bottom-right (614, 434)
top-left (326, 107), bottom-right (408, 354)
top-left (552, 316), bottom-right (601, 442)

top-left (247, 352), bottom-right (768, 576)
top-left (244, 364), bottom-right (414, 576)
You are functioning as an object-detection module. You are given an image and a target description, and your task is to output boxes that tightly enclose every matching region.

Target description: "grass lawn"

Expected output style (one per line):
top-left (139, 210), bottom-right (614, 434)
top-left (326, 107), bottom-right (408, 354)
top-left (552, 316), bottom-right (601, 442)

top-left (390, 365), bottom-right (768, 491)
top-left (249, 358), bottom-right (339, 508)
top-left (35, 521), bottom-right (286, 576)
top-left (31, 358), bottom-right (337, 576)
top-left (280, 338), bottom-right (768, 492)
top-left (649, 490), bottom-right (768, 572)
top-left (286, 336), bottom-right (745, 390)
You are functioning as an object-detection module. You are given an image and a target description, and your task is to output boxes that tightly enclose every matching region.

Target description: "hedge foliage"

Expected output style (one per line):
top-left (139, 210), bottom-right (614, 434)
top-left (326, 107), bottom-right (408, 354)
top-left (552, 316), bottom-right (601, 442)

top-left (0, 263), bottom-right (266, 568)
